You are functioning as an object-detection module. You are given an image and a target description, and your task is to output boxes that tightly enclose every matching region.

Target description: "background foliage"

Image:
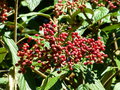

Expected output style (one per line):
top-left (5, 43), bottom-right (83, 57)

top-left (0, 0), bottom-right (120, 90)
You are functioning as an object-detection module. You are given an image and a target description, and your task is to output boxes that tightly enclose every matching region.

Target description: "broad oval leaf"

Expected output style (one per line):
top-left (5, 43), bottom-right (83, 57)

top-left (114, 82), bottom-right (120, 90)
top-left (25, 0), bottom-right (42, 11)
top-left (93, 7), bottom-right (109, 23)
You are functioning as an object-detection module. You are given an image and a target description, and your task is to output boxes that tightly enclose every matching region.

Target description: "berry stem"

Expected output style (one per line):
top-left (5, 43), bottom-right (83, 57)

top-left (30, 67), bottom-right (47, 78)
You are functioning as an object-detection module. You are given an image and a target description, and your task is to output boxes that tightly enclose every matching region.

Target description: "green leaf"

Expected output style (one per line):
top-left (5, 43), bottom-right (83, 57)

top-left (86, 79), bottom-right (105, 90)
top-left (101, 67), bottom-right (115, 89)
top-left (18, 12), bottom-right (51, 19)
top-left (93, 7), bottom-right (109, 22)
top-left (77, 84), bottom-right (90, 90)
top-left (76, 21), bottom-right (88, 35)
top-left (115, 58), bottom-right (120, 69)
top-left (58, 14), bottom-right (72, 23)
top-left (113, 82), bottom-right (120, 90)
top-left (0, 77), bottom-right (8, 84)
top-left (101, 24), bottom-right (120, 31)
top-left (0, 48), bottom-right (7, 63)
top-left (18, 74), bottom-right (32, 90)
top-left (41, 76), bottom-right (60, 90)
top-left (39, 6), bottom-right (54, 13)
top-left (3, 33), bottom-right (19, 65)
top-left (25, 0), bottom-right (42, 11)
top-left (44, 42), bottom-right (50, 49)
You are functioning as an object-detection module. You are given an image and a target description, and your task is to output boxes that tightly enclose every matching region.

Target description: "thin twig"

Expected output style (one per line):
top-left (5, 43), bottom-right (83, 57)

top-left (30, 67), bottom-right (47, 78)
top-left (14, 0), bottom-right (18, 43)
top-left (112, 32), bottom-right (118, 50)
top-left (16, 37), bottom-right (26, 44)
top-left (0, 70), bottom-right (9, 73)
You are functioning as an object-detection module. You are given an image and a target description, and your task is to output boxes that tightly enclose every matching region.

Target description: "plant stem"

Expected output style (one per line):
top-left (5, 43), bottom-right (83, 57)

top-left (30, 67), bottom-right (47, 78)
top-left (14, 0), bottom-right (18, 43)
top-left (17, 37), bottom-right (26, 44)
top-left (0, 70), bottom-right (9, 73)
top-left (112, 32), bottom-right (118, 50)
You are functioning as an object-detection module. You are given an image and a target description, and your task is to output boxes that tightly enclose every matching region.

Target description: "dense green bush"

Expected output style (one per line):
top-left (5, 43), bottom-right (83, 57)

top-left (0, 0), bottom-right (120, 90)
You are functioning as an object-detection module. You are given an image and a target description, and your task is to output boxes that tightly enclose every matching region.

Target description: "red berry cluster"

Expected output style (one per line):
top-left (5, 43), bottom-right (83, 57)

top-left (16, 22), bottom-right (107, 73)
top-left (53, 0), bottom-right (86, 17)
top-left (91, 0), bottom-right (120, 9)
top-left (0, 1), bottom-right (11, 23)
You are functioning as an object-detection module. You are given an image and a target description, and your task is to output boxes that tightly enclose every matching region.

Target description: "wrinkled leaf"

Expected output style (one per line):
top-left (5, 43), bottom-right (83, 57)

top-left (93, 7), bottom-right (109, 22)
top-left (25, 0), bottom-right (42, 11)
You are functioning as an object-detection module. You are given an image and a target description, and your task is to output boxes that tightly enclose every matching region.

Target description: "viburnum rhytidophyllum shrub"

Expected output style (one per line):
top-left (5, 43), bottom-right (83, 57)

top-left (16, 21), bottom-right (107, 73)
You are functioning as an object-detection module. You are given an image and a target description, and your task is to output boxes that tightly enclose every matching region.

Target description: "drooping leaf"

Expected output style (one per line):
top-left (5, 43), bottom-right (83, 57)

top-left (3, 33), bottom-right (19, 65)
top-left (113, 82), bottom-right (120, 90)
top-left (18, 12), bottom-right (51, 19)
top-left (25, 0), bottom-right (42, 11)
top-left (0, 47), bottom-right (7, 63)
top-left (39, 6), bottom-right (54, 13)
top-left (18, 74), bottom-right (32, 90)
top-left (101, 24), bottom-right (120, 31)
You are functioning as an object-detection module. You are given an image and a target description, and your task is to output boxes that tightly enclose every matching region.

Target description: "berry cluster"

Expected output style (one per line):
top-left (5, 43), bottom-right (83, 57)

top-left (91, 0), bottom-right (120, 9)
top-left (0, 1), bottom-right (11, 23)
top-left (16, 22), bottom-right (107, 73)
top-left (53, 0), bottom-right (86, 17)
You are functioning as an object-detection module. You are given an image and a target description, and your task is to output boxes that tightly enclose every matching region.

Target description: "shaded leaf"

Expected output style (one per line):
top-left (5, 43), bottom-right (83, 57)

top-left (101, 67), bottom-right (115, 89)
top-left (0, 48), bottom-right (7, 63)
top-left (18, 74), bottom-right (32, 90)
top-left (101, 24), bottom-right (120, 31)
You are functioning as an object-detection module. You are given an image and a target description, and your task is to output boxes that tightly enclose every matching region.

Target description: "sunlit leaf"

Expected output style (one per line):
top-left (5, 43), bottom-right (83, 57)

top-left (93, 7), bottom-right (109, 22)
top-left (25, 0), bottom-right (42, 11)
top-left (114, 82), bottom-right (120, 90)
